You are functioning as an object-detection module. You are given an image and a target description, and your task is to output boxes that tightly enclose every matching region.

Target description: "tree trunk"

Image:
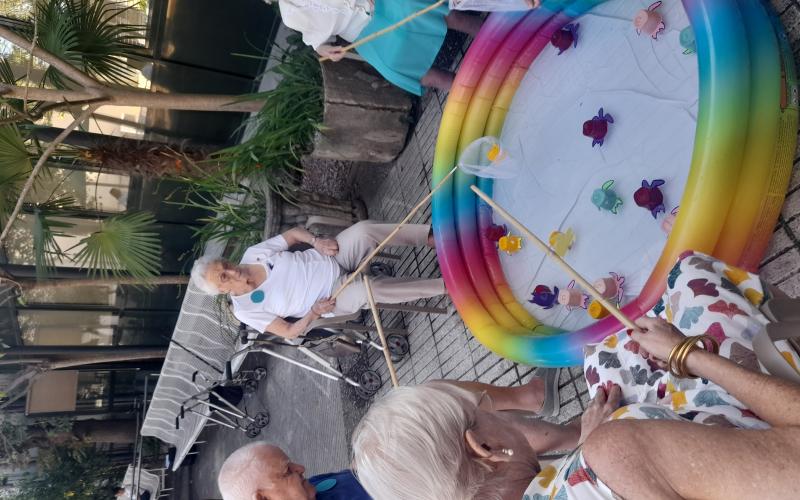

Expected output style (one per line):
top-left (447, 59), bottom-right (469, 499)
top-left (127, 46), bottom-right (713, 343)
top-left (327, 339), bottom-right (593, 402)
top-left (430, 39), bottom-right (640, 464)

top-left (19, 275), bottom-right (189, 292)
top-left (0, 83), bottom-right (264, 113)
top-left (71, 419), bottom-right (137, 444)
top-left (32, 127), bottom-right (223, 177)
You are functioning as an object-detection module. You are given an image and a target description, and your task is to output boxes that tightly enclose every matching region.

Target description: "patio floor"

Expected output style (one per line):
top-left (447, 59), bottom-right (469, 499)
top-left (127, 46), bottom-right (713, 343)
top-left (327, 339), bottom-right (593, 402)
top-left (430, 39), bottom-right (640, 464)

top-left (178, 2), bottom-right (800, 497)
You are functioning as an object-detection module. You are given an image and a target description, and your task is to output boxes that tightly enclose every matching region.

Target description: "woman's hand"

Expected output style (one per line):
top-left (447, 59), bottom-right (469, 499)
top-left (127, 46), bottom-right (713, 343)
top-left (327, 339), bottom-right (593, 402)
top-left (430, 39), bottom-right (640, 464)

top-left (311, 297), bottom-right (336, 316)
top-left (630, 316), bottom-right (685, 368)
top-left (313, 237), bottom-right (339, 256)
top-left (578, 384), bottom-right (621, 444)
top-left (317, 44), bottom-right (346, 62)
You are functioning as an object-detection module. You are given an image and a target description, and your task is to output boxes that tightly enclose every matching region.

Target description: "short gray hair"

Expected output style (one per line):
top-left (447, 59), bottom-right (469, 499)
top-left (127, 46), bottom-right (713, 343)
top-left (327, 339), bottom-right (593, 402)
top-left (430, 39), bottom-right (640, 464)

top-left (352, 383), bottom-right (497, 500)
top-left (217, 442), bottom-right (274, 500)
top-left (191, 256), bottom-right (223, 295)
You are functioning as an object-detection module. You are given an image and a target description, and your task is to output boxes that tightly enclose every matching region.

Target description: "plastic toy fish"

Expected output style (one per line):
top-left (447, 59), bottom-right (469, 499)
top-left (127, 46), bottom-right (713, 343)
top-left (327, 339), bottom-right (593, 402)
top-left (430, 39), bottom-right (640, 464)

top-left (593, 272), bottom-right (625, 304)
top-left (634, 1), bottom-right (665, 40)
top-left (530, 284), bottom-right (559, 309)
top-left (680, 26), bottom-right (696, 54)
top-left (551, 23), bottom-right (579, 55)
top-left (485, 223), bottom-right (508, 242)
top-left (486, 142), bottom-right (507, 163)
top-left (634, 179), bottom-right (666, 218)
top-left (661, 206), bottom-right (679, 235)
top-left (588, 300), bottom-right (610, 319)
top-left (591, 180), bottom-right (623, 214)
top-left (557, 280), bottom-right (589, 311)
top-left (549, 228), bottom-right (575, 257)
top-left (498, 233), bottom-right (523, 255)
top-left (583, 107), bottom-right (614, 147)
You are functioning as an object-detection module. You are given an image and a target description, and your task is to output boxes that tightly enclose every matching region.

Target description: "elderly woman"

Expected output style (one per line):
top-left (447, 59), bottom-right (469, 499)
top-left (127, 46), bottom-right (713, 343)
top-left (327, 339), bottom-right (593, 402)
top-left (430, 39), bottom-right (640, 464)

top-left (273, 0), bottom-right (483, 94)
top-left (191, 221), bottom-right (446, 339)
top-left (352, 251), bottom-right (800, 499)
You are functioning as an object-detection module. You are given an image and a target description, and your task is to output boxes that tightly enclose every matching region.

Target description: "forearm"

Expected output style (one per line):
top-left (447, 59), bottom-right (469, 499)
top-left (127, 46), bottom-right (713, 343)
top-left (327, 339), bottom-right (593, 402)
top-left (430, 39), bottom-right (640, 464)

top-left (686, 349), bottom-right (800, 426)
top-left (518, 418), bottom-right (580, 454)
top-left (289, 310), bottom-right (321, 339)
top-left (281, 227), bottom-right (315, 247)
top-left (265, 310), bottom-right (320, 339)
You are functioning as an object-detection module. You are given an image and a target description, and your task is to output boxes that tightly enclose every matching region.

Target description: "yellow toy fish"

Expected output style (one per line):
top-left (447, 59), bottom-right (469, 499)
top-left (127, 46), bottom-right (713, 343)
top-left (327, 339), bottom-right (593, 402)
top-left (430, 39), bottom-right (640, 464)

top-left (588, 300), bottom-right (610, 319)
top-left (498, 233), bottom-right (523, 255)
top-left (549, 228), bottom-right (575, 257)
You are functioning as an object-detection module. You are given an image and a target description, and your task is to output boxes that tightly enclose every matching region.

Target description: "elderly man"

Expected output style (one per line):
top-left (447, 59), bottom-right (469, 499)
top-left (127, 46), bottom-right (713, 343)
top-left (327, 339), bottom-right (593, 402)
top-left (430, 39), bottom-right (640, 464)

top-left (191, 221), bottom-right (445, 339)
top-left (217, 442), bottom-right (369, 500)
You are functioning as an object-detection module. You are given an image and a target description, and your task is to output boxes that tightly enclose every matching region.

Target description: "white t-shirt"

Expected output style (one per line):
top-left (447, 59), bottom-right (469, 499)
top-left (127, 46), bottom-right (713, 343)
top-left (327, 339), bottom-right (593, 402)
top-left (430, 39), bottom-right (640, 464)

top-left (275, 0), bottom-right (372, 49)
top-left (231, 236), bottom-right (342, 332)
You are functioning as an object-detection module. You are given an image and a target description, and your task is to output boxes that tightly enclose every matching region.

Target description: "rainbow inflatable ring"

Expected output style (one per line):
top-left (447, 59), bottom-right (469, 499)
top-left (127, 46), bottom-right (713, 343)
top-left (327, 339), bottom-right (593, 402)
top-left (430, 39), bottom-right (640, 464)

top-left (432, 0), bottom-right (799, 367)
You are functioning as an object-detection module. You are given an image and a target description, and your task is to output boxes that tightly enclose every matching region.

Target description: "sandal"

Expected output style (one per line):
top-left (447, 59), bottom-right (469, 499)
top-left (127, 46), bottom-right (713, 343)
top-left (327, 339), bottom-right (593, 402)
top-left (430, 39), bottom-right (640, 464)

top-left (752, 321), bottom-right (800, 384)
top-left (537, 367), bottom-right (561, 418)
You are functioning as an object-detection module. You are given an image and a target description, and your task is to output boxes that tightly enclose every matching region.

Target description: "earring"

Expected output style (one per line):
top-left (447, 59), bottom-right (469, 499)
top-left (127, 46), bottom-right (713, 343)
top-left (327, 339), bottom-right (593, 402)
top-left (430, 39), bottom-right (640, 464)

top-left (501, 448), bottom-right (514, 456)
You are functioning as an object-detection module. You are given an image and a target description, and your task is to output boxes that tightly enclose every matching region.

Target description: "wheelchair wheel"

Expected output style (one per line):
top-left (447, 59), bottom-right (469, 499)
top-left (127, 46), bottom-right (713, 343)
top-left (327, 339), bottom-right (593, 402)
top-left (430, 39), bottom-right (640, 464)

top-left (354, 369), bottom-right (382, 400)
top-left (254, 411), bottom-right (270, 428)
top-left (243, 379), bottom-right (259, 395)
top-left (245, 424), bottom-right (261, 438)
top-left (253, 367), bottom-right (267, 381)
top-left (386, 334), bottom-right (410, 359)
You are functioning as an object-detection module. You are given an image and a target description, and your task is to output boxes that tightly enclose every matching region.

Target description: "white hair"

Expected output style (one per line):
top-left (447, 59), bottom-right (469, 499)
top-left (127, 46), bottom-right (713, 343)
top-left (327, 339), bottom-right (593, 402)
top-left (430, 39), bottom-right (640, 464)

top-left (191, 256), bottom-right (223, 295)
top-left (217, 441), bottom-right (275, 500)
top-left (352, 383), bottom-right (500, 500)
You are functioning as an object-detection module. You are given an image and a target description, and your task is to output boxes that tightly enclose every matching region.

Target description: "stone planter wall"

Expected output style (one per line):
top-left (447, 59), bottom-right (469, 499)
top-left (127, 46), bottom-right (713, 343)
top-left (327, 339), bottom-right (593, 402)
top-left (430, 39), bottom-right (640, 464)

top-left (312, 59), bottom-right (413, 164)
top-left (263, 188), bottom-right (367, 238)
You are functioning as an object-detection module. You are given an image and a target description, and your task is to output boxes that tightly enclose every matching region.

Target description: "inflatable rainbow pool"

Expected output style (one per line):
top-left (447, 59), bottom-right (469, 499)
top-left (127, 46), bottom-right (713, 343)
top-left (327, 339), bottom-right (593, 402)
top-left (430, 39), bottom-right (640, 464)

top-left (432, 0), bottom-right (799, 367)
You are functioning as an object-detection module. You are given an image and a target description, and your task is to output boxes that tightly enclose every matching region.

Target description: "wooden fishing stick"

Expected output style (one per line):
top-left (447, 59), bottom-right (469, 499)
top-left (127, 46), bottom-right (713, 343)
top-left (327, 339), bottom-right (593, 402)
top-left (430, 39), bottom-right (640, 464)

top-left (331, 164), bottom-right (458, 299)
top-left (470, 185), bottom-right (639, 331)
top-left (364, 276), bottom-right (400, 387)
top-left (319, 0), bottom-right (447, 62)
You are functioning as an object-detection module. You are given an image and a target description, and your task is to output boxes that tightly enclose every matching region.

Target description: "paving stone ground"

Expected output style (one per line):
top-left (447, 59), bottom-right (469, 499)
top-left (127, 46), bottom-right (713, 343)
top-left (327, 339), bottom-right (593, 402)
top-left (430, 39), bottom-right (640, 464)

top-left (180, 3), bottom-right (800, 497)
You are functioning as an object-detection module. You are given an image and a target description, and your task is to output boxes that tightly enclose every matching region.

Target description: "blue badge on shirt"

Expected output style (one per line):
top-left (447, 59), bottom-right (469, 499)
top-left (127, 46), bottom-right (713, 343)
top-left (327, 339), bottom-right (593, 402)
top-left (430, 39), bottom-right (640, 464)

top-left (250, 290), bottom-right (265, 303)
top-left (315, 479), bottom-right (337, 492)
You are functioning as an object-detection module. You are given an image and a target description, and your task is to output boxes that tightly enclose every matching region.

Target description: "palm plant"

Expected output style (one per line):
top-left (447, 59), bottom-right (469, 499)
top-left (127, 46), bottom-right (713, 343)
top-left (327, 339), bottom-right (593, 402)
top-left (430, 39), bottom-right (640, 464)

top-left (210, 34), bottom-right (323, 197)
top-left (16, 0), bottom-right (143, 89)
top-left (0, 1), bottom-right (166, 285)
top-left (69, 211), bottom-right (161, 282)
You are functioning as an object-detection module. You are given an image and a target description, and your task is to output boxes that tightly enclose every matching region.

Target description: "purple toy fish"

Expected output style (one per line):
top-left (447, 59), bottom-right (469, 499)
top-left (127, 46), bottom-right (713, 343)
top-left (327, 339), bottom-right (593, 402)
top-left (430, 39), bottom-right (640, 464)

top-left (583, 107), bottom-right (614, 147)
top-left (529, 285), bottom-right (559, 309)
top-left (634, 179), bottom-right (666, 218)
top-left (551, 23), bottom-right (579, 55)
top-left (485, 223), bottom-right (508, 242)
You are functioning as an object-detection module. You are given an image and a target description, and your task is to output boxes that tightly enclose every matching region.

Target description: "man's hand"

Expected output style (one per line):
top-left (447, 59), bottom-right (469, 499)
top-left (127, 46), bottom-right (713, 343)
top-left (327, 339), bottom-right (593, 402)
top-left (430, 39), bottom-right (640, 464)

top-left (311, 297), bottom-right (336, 316)
top-left (578, 384), bottom-right (622, 444)
top-left (313, 238), bottom-right (339, 256)
top-left (317, 44), bottom-right (346, 62)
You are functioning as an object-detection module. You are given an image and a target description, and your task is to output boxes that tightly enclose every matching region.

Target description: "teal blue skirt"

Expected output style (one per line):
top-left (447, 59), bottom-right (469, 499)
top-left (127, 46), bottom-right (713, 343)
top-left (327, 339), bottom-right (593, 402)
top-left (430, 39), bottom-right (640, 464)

top-left (356, 1), bottom-right (449, 96)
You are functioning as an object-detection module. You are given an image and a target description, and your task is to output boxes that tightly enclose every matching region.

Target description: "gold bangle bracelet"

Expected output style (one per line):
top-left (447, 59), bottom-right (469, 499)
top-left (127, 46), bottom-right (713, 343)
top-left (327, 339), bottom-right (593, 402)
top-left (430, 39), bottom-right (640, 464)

top-left (675, 339), bottom-right (698, 378)
top-left (669, 334), bottom-right (719, 378)
top-left (670, 337), bottom-right (697, 377)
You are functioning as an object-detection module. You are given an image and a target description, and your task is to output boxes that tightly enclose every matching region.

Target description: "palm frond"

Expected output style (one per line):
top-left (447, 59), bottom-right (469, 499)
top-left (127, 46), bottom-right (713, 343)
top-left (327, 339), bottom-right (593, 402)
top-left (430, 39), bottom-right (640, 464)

top-left (32, 197), bottom-right (76, 278)
top-left (0, 125), bottom-right (34, 223)
top-left (31, 0), bottom-right (144, 89)
top-left (70, 211), bottom-right (162, 282)
top-left (0, 58), bottom-right (18, 86)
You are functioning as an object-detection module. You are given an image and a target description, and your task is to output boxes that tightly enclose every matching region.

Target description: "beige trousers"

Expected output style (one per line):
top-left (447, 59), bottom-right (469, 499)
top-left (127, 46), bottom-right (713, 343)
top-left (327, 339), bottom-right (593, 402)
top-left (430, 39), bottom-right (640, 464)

top-left (331, 220), bottom-right (446, 316)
